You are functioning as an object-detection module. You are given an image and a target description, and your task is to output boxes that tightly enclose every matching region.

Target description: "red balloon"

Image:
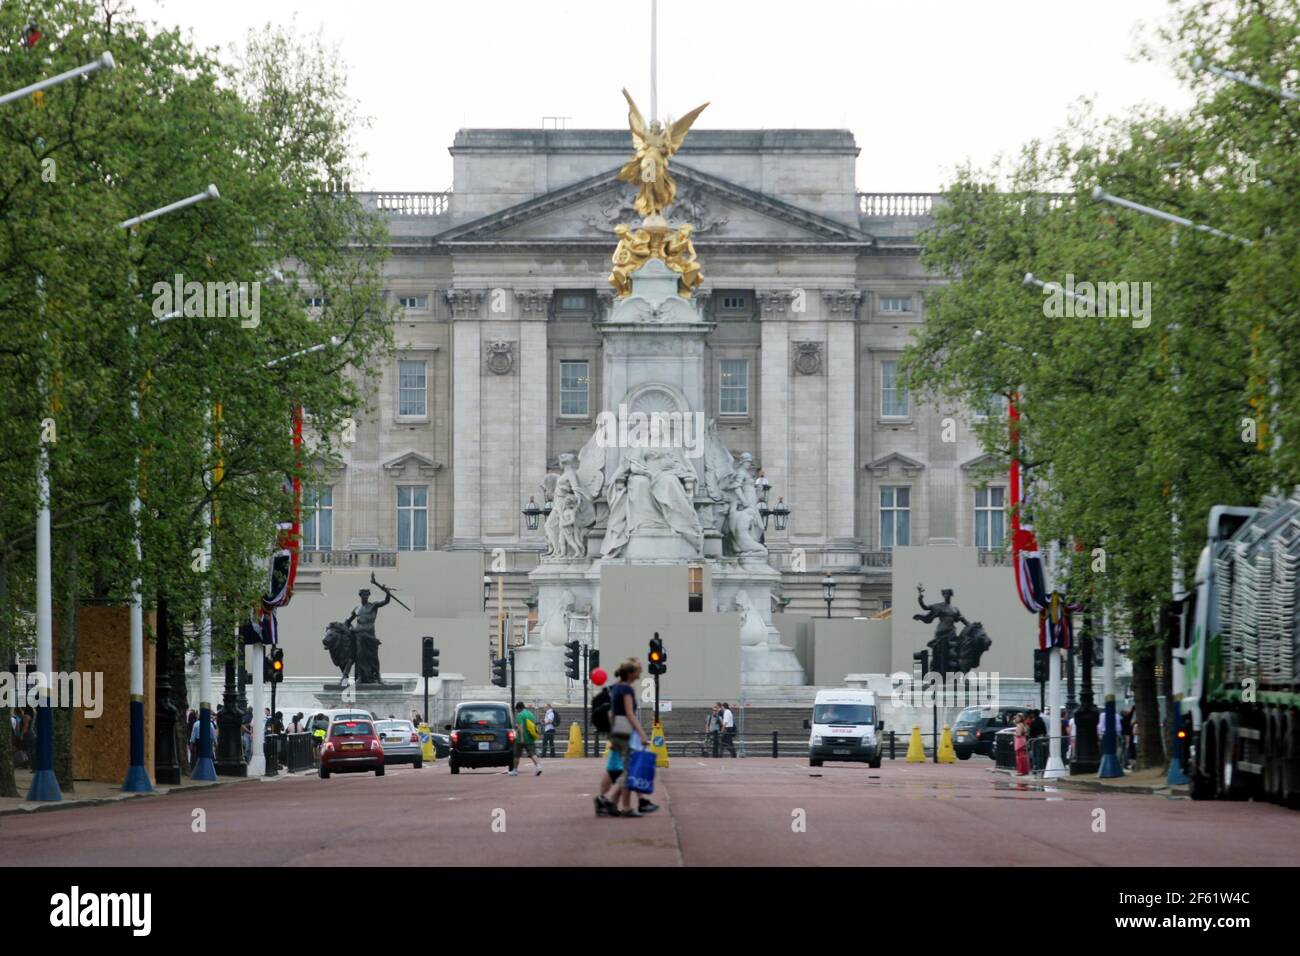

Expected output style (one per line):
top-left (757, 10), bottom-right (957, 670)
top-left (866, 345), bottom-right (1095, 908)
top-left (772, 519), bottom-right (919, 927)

top-left (590, 667), bottom-right (608, 687)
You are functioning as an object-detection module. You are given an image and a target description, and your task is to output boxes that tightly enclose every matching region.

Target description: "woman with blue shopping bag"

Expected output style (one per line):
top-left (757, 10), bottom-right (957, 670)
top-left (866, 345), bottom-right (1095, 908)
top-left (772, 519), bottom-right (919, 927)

top-left (599, 659), bottom-right (653, 818)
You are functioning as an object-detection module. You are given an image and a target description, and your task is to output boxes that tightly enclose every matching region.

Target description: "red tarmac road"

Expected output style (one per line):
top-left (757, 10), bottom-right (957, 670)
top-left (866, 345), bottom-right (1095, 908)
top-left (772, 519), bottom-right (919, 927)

top-left (3, 758), bottom-right (1299, 866)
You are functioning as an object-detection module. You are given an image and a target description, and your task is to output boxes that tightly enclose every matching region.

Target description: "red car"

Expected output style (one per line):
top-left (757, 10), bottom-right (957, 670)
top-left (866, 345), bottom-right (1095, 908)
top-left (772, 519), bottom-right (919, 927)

top-left (319, 720), bottom-right (385, 778)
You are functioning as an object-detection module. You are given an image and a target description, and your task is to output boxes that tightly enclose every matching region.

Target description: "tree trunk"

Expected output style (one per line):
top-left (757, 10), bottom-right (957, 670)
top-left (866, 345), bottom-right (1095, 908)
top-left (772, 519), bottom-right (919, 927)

top-left (1130, 605), bottom-right (1166, 770)
top-left (0, 551), bottom-right (18, 798)
top-left (54, 540), bottom-right (79, 792)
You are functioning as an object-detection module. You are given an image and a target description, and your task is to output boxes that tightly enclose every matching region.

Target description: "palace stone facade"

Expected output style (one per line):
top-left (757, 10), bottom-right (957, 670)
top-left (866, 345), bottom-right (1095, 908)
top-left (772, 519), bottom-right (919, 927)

top-left (298, 129), bottom-right (1010, 634)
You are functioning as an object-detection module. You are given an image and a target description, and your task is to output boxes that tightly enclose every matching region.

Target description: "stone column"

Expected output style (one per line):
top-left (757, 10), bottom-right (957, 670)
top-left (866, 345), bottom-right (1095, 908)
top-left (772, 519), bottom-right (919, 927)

top-left (448, 290), bottom-right (484, 547)
top-left (824, 292), bottom-right (860, 547)
top-left (758, 291), bottom-right (792, 547)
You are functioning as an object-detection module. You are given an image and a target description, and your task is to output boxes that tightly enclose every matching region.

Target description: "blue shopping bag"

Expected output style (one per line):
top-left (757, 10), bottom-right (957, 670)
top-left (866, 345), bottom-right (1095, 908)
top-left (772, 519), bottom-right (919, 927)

top-left (626, 748), bottom-right (656, 794)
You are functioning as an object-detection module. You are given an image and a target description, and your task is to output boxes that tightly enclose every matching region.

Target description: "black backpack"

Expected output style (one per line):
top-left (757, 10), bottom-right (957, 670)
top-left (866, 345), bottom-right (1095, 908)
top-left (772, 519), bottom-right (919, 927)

top-left (591, 687), bottom-right (612, 733)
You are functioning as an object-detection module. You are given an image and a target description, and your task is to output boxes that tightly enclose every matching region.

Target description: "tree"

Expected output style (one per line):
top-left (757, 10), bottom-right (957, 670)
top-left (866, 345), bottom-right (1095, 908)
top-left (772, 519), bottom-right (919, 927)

top-left (901, 0), bottom-right (1295, 769)
top-left (0, 1), bottom-right (392, 793)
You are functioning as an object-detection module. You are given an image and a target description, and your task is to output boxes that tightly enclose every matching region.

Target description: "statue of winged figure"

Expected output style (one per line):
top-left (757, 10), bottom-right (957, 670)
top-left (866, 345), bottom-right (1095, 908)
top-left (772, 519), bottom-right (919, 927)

top-left (617, 88), bottom-right (709, 219)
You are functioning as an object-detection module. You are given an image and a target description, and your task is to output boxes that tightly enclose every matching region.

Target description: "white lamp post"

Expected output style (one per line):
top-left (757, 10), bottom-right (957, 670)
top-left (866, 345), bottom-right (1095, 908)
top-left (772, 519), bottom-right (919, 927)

top-left (0, 51), bottom-right (114, 107)
top-left (119, 186), bottom-right (221, 792)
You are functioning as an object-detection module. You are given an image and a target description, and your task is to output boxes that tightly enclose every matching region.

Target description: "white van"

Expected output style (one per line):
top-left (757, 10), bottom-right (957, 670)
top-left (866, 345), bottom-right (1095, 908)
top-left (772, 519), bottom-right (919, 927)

top-left (808, 689), bottom-right (883, 768)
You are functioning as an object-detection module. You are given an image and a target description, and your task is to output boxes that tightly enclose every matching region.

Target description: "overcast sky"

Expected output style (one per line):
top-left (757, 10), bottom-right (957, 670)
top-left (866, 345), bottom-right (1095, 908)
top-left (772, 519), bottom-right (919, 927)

top-left (137, 0), bottom-right (1194, 193)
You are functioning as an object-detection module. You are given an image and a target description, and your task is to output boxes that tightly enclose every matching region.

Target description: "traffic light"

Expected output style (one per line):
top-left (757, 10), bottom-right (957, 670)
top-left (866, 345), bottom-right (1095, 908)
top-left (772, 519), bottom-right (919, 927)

top-left (271, 648), bottom-right (284, 684)
top-left (564, 640), bottom-right (580, 681)
top-left (589, 649), bottom-right (600, 673)
top-left (1033, 648), bottom-right (1047, 684)
top-left (491, 657), bottom-right (508, 688)
top-left (648, 633), bottom-right (666, 676)
top-left (421, 637), bottom-right (439, 678)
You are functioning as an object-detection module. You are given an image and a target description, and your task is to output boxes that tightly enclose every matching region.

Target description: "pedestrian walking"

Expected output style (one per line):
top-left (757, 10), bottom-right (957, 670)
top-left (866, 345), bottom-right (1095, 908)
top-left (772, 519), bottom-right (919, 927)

top-left (721, 701), bottom-right (737, 757)
top-left (510, 701), bottom-right (542, 776)
top-left (706, 703), bottom-right (722, 757)
top-left (1028, 709), bottom-right (1046, 739)
top-left (542, 703), bottom-right (557, 758)
top-left (1013, 713), bottom-right (1031, 775)
top-left (598, 658), bottom-right (652, 817)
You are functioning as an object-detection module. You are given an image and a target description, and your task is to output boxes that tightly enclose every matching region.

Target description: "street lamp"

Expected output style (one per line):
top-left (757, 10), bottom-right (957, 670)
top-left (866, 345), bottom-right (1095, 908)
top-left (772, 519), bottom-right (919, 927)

top-left (0, 50), bottom-right (114, 107)
top-left (821, 572), bottom-right (836, 619)
top-left (771, 497), bottom-right (790, 532)
top-left (522, 496), bottom-right (543, 531)
top-left (118, 185), bottom-right (221, 794)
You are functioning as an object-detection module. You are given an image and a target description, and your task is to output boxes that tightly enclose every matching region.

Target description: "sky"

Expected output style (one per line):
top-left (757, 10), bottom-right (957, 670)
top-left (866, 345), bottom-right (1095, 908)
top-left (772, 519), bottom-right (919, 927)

top-left (136, 0), bottom-right (1196, 193)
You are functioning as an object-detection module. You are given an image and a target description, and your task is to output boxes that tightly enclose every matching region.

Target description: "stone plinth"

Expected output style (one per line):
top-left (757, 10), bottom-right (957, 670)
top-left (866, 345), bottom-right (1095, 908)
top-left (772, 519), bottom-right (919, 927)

top-left (314, 678), bottom-right (420, 721)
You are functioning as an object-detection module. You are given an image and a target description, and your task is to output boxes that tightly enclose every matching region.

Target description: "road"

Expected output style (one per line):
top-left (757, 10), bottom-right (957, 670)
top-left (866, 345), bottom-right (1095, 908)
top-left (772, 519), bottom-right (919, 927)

top-left (4, 758), bottom-right (1299, 866)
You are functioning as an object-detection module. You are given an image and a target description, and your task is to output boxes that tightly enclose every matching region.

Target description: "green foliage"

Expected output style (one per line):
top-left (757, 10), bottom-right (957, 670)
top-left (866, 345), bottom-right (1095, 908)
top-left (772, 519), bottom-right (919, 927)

top-left (0, 1), bottom-right (392, 663)
top-left (901, 0), bottom-right (1296, 643)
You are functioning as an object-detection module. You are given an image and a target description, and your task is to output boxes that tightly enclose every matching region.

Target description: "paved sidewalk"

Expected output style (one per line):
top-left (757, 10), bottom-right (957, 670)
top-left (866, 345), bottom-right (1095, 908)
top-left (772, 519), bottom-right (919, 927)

top-left (0, 768), bottom-right (306, 816)
top-left (997, 764), bottom-right (1190, 797)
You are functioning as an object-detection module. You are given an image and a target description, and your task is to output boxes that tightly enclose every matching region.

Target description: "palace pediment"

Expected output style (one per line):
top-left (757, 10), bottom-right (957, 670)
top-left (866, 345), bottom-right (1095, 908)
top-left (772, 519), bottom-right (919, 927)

top-left (433, 164), bottom-right (873, 251)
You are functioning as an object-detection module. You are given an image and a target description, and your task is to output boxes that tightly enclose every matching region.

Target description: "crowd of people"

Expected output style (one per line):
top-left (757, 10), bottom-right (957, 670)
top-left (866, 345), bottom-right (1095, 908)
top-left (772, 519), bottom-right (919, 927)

top-left (1012, 704), bottom-right (1141, 775)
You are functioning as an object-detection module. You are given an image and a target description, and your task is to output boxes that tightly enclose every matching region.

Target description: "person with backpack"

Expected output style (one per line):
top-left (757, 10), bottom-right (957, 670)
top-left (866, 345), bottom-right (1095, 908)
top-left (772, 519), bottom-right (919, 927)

top-left (511, 700), bottom-right (542, 776)
top-left (595, 659), bottom-right (651, 817)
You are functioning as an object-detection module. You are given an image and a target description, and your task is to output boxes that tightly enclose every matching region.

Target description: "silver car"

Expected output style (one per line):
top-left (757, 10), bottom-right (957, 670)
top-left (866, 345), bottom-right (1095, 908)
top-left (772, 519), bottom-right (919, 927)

top-left (374, 719), bottom-right (424, 768)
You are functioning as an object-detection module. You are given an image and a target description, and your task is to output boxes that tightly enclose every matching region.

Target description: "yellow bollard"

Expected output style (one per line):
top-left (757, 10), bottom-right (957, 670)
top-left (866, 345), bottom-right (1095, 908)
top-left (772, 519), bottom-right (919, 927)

top-left (906, 725), bottom-right (926, 762)
top-left (418, 722), bottom-right (436, 763)
top-left (650, 720), bottom-right (670, 768)
top-left (564, 722), bottom-right (585, 758)
top-left (938, 725), bottom-right (957, 764)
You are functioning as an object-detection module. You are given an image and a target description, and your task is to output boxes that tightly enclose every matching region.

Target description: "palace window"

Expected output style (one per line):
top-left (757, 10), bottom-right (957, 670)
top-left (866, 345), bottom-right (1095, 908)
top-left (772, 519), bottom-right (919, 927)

top-left (880, 486), bottom-right (911, 550)
top-left (303, 486), bottom-right (333, 551)
top-left (717, 291), bottom-right (751, 316)
top-left (720, 359), bottom-right (749, 415)
top-left (398, 359), bottom-right (428, 417)
top-left (974, 486), bottom-right (1006, 550)
top-left (880, 296), bottom-right (912, 313)
top-left (880, 360), bottom-right (909, 418)
top-left (560, 360), bottom-right (590, 417)
top-left (688, 565), bottom-right (703, 613)
top-left (398, 295), bottom-right (428, 310)
top-left (396, 485), bottom-right (428, 551)
top-left (973, 394), bottom-right (1010, 420)
top-left (557, 292), bottom-right (593, 314)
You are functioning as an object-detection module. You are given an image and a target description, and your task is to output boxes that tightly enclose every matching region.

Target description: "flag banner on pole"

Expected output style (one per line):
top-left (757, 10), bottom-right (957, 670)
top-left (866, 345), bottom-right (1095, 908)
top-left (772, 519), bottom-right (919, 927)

top-left (1009, 393), bottom-right (1080, 648)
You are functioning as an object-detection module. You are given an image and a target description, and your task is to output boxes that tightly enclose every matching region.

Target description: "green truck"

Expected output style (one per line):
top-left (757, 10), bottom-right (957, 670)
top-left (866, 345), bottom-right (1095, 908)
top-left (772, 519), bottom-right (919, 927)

top-left (1173, 493), bottom-right (1300, 806)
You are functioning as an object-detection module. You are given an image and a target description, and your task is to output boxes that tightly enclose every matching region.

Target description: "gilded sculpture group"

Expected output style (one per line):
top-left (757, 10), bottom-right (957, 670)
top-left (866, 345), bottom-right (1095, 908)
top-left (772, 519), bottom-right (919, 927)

top-left (609, 88), bottom-right (709, 298)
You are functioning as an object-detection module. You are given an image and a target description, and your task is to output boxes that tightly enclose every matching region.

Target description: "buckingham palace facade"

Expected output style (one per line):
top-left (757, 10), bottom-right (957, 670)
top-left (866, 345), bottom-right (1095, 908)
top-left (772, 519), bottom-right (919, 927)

top-left (297, 128), bottom-right (1008, 630)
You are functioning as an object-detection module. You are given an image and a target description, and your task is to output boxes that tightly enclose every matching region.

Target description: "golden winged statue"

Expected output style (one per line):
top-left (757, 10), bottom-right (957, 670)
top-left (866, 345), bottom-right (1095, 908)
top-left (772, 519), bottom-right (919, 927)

top-left (617, 88), bottom-right (709, 219)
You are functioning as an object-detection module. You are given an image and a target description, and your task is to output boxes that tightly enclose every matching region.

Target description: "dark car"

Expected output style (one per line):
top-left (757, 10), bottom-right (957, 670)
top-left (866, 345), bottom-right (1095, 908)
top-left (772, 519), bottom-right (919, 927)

top-left (429, 733), bottom-right (451, 759)
top-left (952, 706), bottom-right (1029, 759)
top-left (446, 702), bottom-right (515, 774)
top-left (319, 719), bottom-right (385, 778)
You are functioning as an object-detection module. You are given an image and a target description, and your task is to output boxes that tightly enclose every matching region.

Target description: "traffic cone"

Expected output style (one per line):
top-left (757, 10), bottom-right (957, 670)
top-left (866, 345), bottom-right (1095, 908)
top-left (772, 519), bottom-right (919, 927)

top-left (938, 725), bottom-right (957, 763)
top-left (650, 720), bottom-right (670, 768)
top-left (418, 723), bottom-right (436, 763)
top-left (906, 725), bottom-right (926, 762)
top-left (564, 722), bottom-right (584, 758)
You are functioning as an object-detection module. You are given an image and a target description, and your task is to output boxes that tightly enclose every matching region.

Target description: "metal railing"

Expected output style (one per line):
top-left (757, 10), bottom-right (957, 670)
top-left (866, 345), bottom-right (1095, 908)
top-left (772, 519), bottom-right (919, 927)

top-left (262, 732), bottom-right (317, 774)
top-left (584, 730), bottom-right (905, 760)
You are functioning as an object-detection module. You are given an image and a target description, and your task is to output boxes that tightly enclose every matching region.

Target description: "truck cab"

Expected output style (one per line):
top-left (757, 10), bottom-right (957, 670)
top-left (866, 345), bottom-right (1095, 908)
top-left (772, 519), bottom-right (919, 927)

top-left (809, 689), bottom-right (884, 768)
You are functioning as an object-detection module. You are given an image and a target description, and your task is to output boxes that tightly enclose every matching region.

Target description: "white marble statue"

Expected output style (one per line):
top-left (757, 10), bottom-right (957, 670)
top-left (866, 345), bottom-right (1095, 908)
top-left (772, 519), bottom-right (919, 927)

top-left (538, 588), bottom-right (587, 645)
top-left (701, 422), bottom-right (767, 556)
top-left (735, 590), bottom-right (769, 646)
top-left (541, 453), bottom-right (596, 559)
top-left (603, 445), bottom-right (703, 557)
